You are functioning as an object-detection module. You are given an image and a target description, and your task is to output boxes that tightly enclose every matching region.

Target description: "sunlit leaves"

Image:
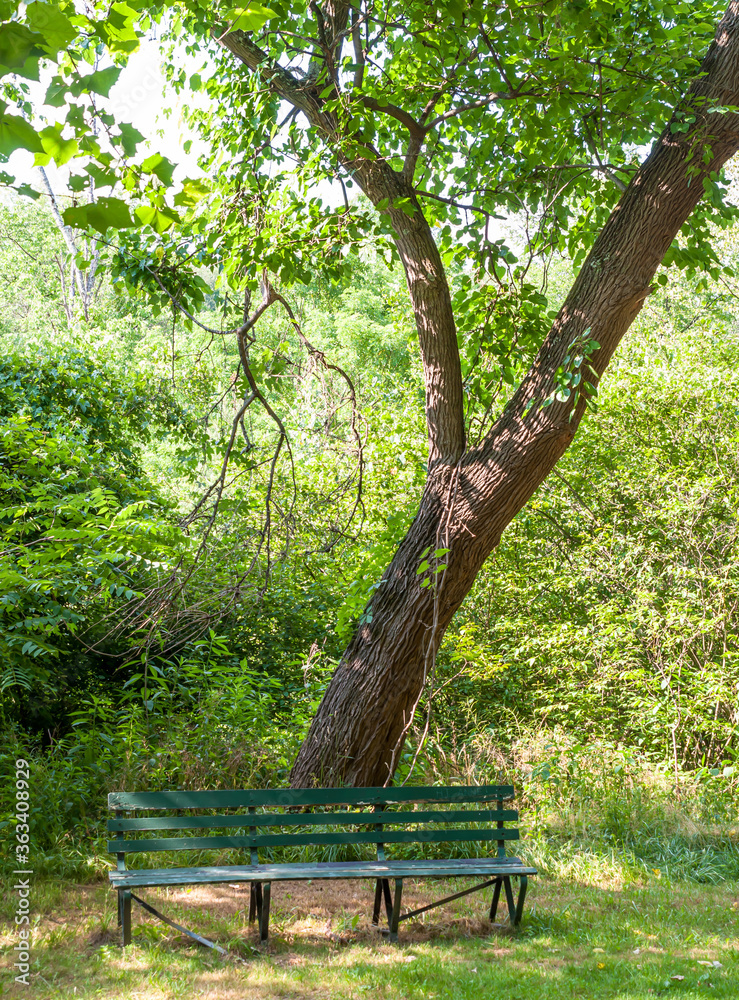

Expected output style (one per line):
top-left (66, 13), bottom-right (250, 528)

top-left (116, 121), bottom-right (145, 156)
top-left (63, 196), bottom-right (134, 233)
top-left (0, 23), bottom-right (42, 73)
top-left (133, 203), bottom-right (179, 232)
top-left (0, 346), bottom-right (197, 691)
top-left (174, 178), bottom-right (210, 207)
top-left (0, 113), bottom-right (44, 160)
top-left (140, 152), bottom-right (176, 186)
top-left (220, 4), bottom-right (277, 32)
top-left (43, 75), bottom-right (67, 107)
top-left (70, 65), bottom-right (121, 98)
top-left (35, 124), bottom-right (78, 166)
top-left (91, 0), bottom-right (141, 54)
top-left (25, 2), bottom-right (76, 55)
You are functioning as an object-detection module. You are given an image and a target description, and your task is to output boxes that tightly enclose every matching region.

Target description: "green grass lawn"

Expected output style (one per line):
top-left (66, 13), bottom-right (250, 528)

top-left (1, 874), bottom-right (736, 999)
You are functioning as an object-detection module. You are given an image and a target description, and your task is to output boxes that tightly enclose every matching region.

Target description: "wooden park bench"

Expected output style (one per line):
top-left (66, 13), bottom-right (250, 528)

top-left (108, 784), bottom-right (536, 949)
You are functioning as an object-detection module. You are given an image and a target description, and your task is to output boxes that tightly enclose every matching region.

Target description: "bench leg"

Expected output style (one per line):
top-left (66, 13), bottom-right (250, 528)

top-left (388, 879), bottom-right (403, 943)
top-left (372, 879), bottom-right (383, 925)
top-left (493, 875), bottom-right (527, 927)
top-left (381, 878), bottom-right (393, 923)
top-left (259, 882), bottom-right (271, 945)
top-left (253, 881), bottom-right (263, 926)
top-left (514, 875), bottom-right (528, 926)
top-left (375, 877), bottom-right (402, 943)
top-left (249, 883), bottom-right (257, 924)
top-left (118, 889), bottom-right (132, 947)
top-left (489, 877), bottom-right (502, 922)
top-left (503, 876), bottom-right (516, 924)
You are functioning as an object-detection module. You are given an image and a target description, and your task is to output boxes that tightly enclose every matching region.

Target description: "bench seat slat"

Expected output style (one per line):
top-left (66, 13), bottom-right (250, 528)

top-left (109, 857), bottom-right (537, 888)
top-left (108, 808), bottom-right (519, 833)
top-left (108, 827), bottom-right (519, 853)
top-left (108, 785), bottom-right (515, 811)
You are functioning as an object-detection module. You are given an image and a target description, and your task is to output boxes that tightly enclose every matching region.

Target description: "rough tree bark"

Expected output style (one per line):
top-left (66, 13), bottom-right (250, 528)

top-left (220, 3), bottom-right (739, 786)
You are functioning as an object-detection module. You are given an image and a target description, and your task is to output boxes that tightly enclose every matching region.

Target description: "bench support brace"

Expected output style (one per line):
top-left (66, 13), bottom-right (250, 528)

top-left (398, 877), bottom-right (499, 924)
top-left (370, 874), bottom-right (528, 940)
top-left (121, 892), bottom-right (229, 955)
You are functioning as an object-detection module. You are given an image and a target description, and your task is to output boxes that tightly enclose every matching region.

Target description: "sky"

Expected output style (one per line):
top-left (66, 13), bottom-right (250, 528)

top-left (7, 35), bottom-right (204, 199)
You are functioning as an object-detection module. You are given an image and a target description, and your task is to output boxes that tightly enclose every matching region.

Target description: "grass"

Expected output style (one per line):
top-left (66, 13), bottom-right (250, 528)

top-left (2, 725), bottom-right (737, 996)
top-left (1, 872), bottom-right (737, 999)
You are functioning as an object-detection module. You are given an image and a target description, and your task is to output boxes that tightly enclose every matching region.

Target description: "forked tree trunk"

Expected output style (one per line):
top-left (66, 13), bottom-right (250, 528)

top-left (289, 3), bottom-right (739, 786)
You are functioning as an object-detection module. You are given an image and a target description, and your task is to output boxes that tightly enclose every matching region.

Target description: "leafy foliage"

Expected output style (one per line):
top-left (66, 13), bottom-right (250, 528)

top-left (0, 344), bottom-right (196, 722)
top-left (435, 284), bottom-right (739, 770)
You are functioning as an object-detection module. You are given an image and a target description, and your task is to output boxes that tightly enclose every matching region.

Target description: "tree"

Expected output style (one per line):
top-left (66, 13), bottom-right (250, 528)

top-left (4, 1), bottom-right (739, 785)
top-left (212, 1), bottom-right (739, 787)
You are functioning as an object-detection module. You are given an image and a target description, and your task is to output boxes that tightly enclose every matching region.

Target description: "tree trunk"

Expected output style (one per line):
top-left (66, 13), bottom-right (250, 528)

top-left (289, 3), bottom-right (739, 787)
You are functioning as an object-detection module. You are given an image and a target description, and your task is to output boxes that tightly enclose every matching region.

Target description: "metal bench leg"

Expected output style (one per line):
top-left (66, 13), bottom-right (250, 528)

top-left (389, 879), bottom-right (403, 943)
top-left (503, 876), bottom-right (516, 924)
top-left (259, 882), bottom-right (271, 945)
top-left (118, 889), bottom-right (132, 947)
top-left (372, 879), bottom-right (383, 925)
top-left (253, 881), bottom-right (263, 926)
top-left (249, 883), bottom-right (257, 924)
top-left (489, 877), bottom-right (502, 922)
top-left (514, 875), bottom-right (528, 926)
top-left (381, 878), bottom-right (393, 923)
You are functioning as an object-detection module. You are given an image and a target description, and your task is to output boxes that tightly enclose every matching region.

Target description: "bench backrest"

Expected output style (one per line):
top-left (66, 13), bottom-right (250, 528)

top-left (108, 785), bottom-right (520, 868)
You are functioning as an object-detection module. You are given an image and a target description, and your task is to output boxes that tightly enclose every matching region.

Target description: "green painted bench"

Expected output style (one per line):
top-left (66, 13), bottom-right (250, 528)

top-left (108, 784), bottom-right (536, 948)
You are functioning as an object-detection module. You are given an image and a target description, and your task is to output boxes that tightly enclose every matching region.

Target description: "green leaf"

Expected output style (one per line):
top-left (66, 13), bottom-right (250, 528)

top-left (141, 152), bottom-right (176, 186)
top-left (0, 114), bottom-right (44, 161)
top-left (0, 23), bottom-right (42, 72)
top-left (222, 5), bottom-right (277, 31)
top-left (134, 204), bottom-right (179, 233)
top-left (117, 122), bottom-right (145, 157)
top-left (85, 162), bottom-right (118, 188)
top-left (173, 178), bottom-right (210, 207)
top-left (26, 2), bottom-right (75, 54)
top-left (44, 76), bottom-right (68, 108)
top-left (93, 4), bottom-right (140, 54)
top-left (15, 182), bottom-right (41, 200)
top-left (63, 196), bottom-right (134, 233)
top-left (72, 65), bottom-right (122, 98)
top-left (36, 125), bottom-right (78, 166)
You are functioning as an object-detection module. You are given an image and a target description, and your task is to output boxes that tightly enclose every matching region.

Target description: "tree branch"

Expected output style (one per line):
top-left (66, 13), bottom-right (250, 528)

top-left (358, 95), bottom-right (426, 138)
top-left (217, 29), bottom-right (328, 129)
top-left (216, 16), bottom-right (466, 466)
top-left (351, 3), bottom-right (365, 89)
top-left (415, 188), bottom-right (505, 223)
top-left (425, 92), bottom-right (536, 128)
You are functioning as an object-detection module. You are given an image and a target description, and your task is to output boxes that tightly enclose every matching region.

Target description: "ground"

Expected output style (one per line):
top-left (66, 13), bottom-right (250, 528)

top-left (1, 875), bottom-right (737, 999)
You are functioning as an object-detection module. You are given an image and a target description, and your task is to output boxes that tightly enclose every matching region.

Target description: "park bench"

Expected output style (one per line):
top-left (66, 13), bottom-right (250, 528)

top-left (107, 784), bottom-right (536, 949)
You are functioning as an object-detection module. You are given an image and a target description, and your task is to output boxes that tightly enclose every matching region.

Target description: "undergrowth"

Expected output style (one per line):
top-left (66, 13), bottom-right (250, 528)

top-left (1, 686), bottom-right (736, 886)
